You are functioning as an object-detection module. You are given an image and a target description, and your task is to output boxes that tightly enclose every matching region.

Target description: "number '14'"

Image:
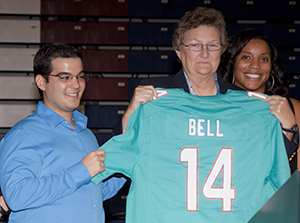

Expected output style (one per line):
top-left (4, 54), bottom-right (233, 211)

top-left (179, 147), bottom-right (236, 212)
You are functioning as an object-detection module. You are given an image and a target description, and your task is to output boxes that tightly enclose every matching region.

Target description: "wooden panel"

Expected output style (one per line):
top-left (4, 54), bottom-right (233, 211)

top-left (128, 22), bottom-right (177, 45)
top-left (280, 52), bottom-right (300, 74)
top-left (41, 21), bottom-right (128, 44)
top-left (227, 24), bottom-right (300, 47)
top-left (85, 105), bottom-right (127, 128)
top-left (128, 50), bottom-right (181, 73)
top-left (0, 20), bottom-right (40, 43)
top-left (0, 104), bottom-right (37, 127)
top-left (82, 49), bottom-right (128, 72)
top-left (41, 0), bottom-right (128, 16)
top-left (0, 0), bottom-right (40, 15)
top-left (82, 77), bottom-right (128, 100)
top-left (288, 79), bottom-right (300, 101)
top-left (0, 76), bottom-right (40, 99)
top-left (0, 48), bottom-right (39, 71)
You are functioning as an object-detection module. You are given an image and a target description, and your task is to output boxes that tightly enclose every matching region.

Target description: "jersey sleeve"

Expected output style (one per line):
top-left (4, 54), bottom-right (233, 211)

top-left (268, 118), bottom-right (291, 190)
top-left (92, 105), bottom-right (144, 185)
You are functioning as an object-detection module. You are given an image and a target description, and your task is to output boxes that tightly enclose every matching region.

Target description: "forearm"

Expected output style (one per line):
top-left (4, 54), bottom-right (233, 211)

top-left (1, 161), bottom-right (90, 210)
top-left (283, 129), bottom-right (299, 158)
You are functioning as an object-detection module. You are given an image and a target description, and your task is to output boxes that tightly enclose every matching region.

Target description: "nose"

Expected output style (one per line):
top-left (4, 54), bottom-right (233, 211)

top-left (199, 45), bottom-right (209, 58)
top-left (249, 59), bottom-right (260, 69)
top-left (69, 76), bottom-right (81, 89)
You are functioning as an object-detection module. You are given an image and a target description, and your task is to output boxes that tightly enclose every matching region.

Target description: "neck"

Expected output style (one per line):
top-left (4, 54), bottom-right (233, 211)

top-left (71, 118), bottom-right (76, 130)
top-left (189, 74), bottom-right (217, 96)
top-left (61, 112), bottom-right (75, 129)
top-left (233, 81), bottom-right (266, 94)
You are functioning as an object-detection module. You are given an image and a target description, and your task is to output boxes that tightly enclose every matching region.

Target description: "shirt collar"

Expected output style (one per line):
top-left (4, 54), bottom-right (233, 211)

top-left (35, 101), bottom-right (87, 131)
top-left (183, 69), bottom-right (220, 95)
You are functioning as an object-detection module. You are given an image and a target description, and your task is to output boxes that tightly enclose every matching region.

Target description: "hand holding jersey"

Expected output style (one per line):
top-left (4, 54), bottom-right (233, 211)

top-left (81, 149), bottom-right (106, 177)
top-left (122, 85), bottom-right (157, 133)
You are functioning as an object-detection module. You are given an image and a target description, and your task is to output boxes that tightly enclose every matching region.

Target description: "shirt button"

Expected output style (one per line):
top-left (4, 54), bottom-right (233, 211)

top-left (94, 204), bottom-right (96, 208)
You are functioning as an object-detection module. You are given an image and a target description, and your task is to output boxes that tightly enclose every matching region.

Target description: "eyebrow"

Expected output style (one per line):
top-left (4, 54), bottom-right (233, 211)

top-left (56, 71), bottom-right (84, 76)
top-left (189, 39), bottom-right (220, 43)
top-left (240, 51), bottom-right (271, 57)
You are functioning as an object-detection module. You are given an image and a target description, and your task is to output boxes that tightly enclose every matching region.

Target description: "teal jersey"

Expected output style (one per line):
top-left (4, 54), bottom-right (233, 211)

top-left (93, 89), bottom-right (290, 223)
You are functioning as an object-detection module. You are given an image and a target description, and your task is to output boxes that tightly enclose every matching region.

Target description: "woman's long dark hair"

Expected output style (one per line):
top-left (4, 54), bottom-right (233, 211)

top-left (218, 29), bottom-right (288, 96)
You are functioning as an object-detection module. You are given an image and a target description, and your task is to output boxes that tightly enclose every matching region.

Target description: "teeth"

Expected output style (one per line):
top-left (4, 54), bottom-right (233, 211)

top-left (67, 93), bottom-right (77, 96)
top-left (245, 73), bottom-right (260, 78)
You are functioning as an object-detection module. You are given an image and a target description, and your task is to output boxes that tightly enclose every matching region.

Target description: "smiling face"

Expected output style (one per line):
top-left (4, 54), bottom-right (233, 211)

top-left (36, 57), bottom-right (85, 119)
top-left (175, 25), bottom-right (222, 80)
top-left (233, 39), bottom-right (272, 93)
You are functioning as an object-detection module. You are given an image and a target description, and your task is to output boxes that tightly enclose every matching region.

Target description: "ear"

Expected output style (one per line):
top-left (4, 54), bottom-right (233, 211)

top-left (35, 74), bottom-right (46, 91)
top-left (175, 49), bottom-right (181, 61)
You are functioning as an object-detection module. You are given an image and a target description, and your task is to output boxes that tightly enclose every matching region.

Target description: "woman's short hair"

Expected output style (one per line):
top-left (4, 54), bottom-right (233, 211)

top-left (218, 29), bottom-right (287, 96)
top-left (172, 7), bottom-right (228, 54)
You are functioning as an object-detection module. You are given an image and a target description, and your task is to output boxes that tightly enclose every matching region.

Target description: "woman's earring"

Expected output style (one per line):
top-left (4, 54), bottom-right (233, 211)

top-left (266, 74), bottom-right (275, 91)
top-left (232, 73), bottom-right (235, 84)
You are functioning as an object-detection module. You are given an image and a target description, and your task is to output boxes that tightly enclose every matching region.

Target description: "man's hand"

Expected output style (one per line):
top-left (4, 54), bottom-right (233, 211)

top-left (81, 150), bottom-right (106, 177)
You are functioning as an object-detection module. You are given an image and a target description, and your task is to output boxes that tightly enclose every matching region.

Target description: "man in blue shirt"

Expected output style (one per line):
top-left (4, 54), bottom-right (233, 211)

top-left (0, 43), bottom-right (126, 223)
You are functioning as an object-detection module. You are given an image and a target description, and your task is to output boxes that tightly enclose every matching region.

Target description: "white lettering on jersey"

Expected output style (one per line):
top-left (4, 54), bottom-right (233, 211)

top-left (247, 91), bottom-right (268, 100)
top-left (189, 119), bottom-right (196, 136)
top-left (202, 147), bottom-right (236, 212)
top-left (179, 147), bottom-right (199, 212)
top-left (216, 120), bottom-right (224, 137)
top-left (153, 89), bottom-right (168, 100)
top-left (179, 147), bottom-right (235, 212)
top-left (188, 119), bottom-right (224, 137)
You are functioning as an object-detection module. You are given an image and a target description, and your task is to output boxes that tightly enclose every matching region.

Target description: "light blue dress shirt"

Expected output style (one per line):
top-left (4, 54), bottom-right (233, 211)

top-left (0, 101), bottom-right (126, 223)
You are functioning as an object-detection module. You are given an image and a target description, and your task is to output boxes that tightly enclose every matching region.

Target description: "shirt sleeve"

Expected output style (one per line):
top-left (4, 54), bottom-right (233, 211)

top-left (102, 177), bottom-right (127, 201)
top-left (0, 128), bottom-right (91, 211)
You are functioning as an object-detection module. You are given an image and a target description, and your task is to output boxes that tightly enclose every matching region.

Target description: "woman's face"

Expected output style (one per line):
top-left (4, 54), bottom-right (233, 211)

top-left (175, 25), bottom-right (222, 79)
top-left (233, 39), bottom-right (272, 93)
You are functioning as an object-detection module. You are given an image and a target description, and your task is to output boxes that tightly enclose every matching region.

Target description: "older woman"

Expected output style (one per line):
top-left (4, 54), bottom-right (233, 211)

top-left (117, 7), bottom-right (241, 133)
top-left (218, 29), bottom-right (299, 171)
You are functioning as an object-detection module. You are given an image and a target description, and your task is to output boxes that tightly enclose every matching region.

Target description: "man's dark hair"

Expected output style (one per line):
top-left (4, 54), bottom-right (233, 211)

top-left (33, 43), bottom-right (84, 97)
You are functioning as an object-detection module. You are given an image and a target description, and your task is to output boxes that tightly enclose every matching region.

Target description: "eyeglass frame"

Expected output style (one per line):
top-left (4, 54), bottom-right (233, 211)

top-left (180, 42), bottom-right (223, 52)
top-left (47, 72), bottom-right (89, 82)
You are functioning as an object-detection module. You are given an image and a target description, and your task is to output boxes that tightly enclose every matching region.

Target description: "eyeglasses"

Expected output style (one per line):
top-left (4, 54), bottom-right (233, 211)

top-left (181, 42), bottom-right (223, 52)
top-left (48, 72), bottom-right (89, 82)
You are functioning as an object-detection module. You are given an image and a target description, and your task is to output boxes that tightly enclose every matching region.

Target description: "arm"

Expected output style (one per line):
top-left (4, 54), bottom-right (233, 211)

top-left (263, 95), bottom-right (296, 140)
top-left (121, 85), bottom-right (157, 133)
top-left (290, 98), bottom-right (300, 169)
top-left (0, 130), bottom-right (104, 211)
top-left (102, 177), bottom-right (127, 201)
top-left (263, 96), bottom-right (299, 158)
